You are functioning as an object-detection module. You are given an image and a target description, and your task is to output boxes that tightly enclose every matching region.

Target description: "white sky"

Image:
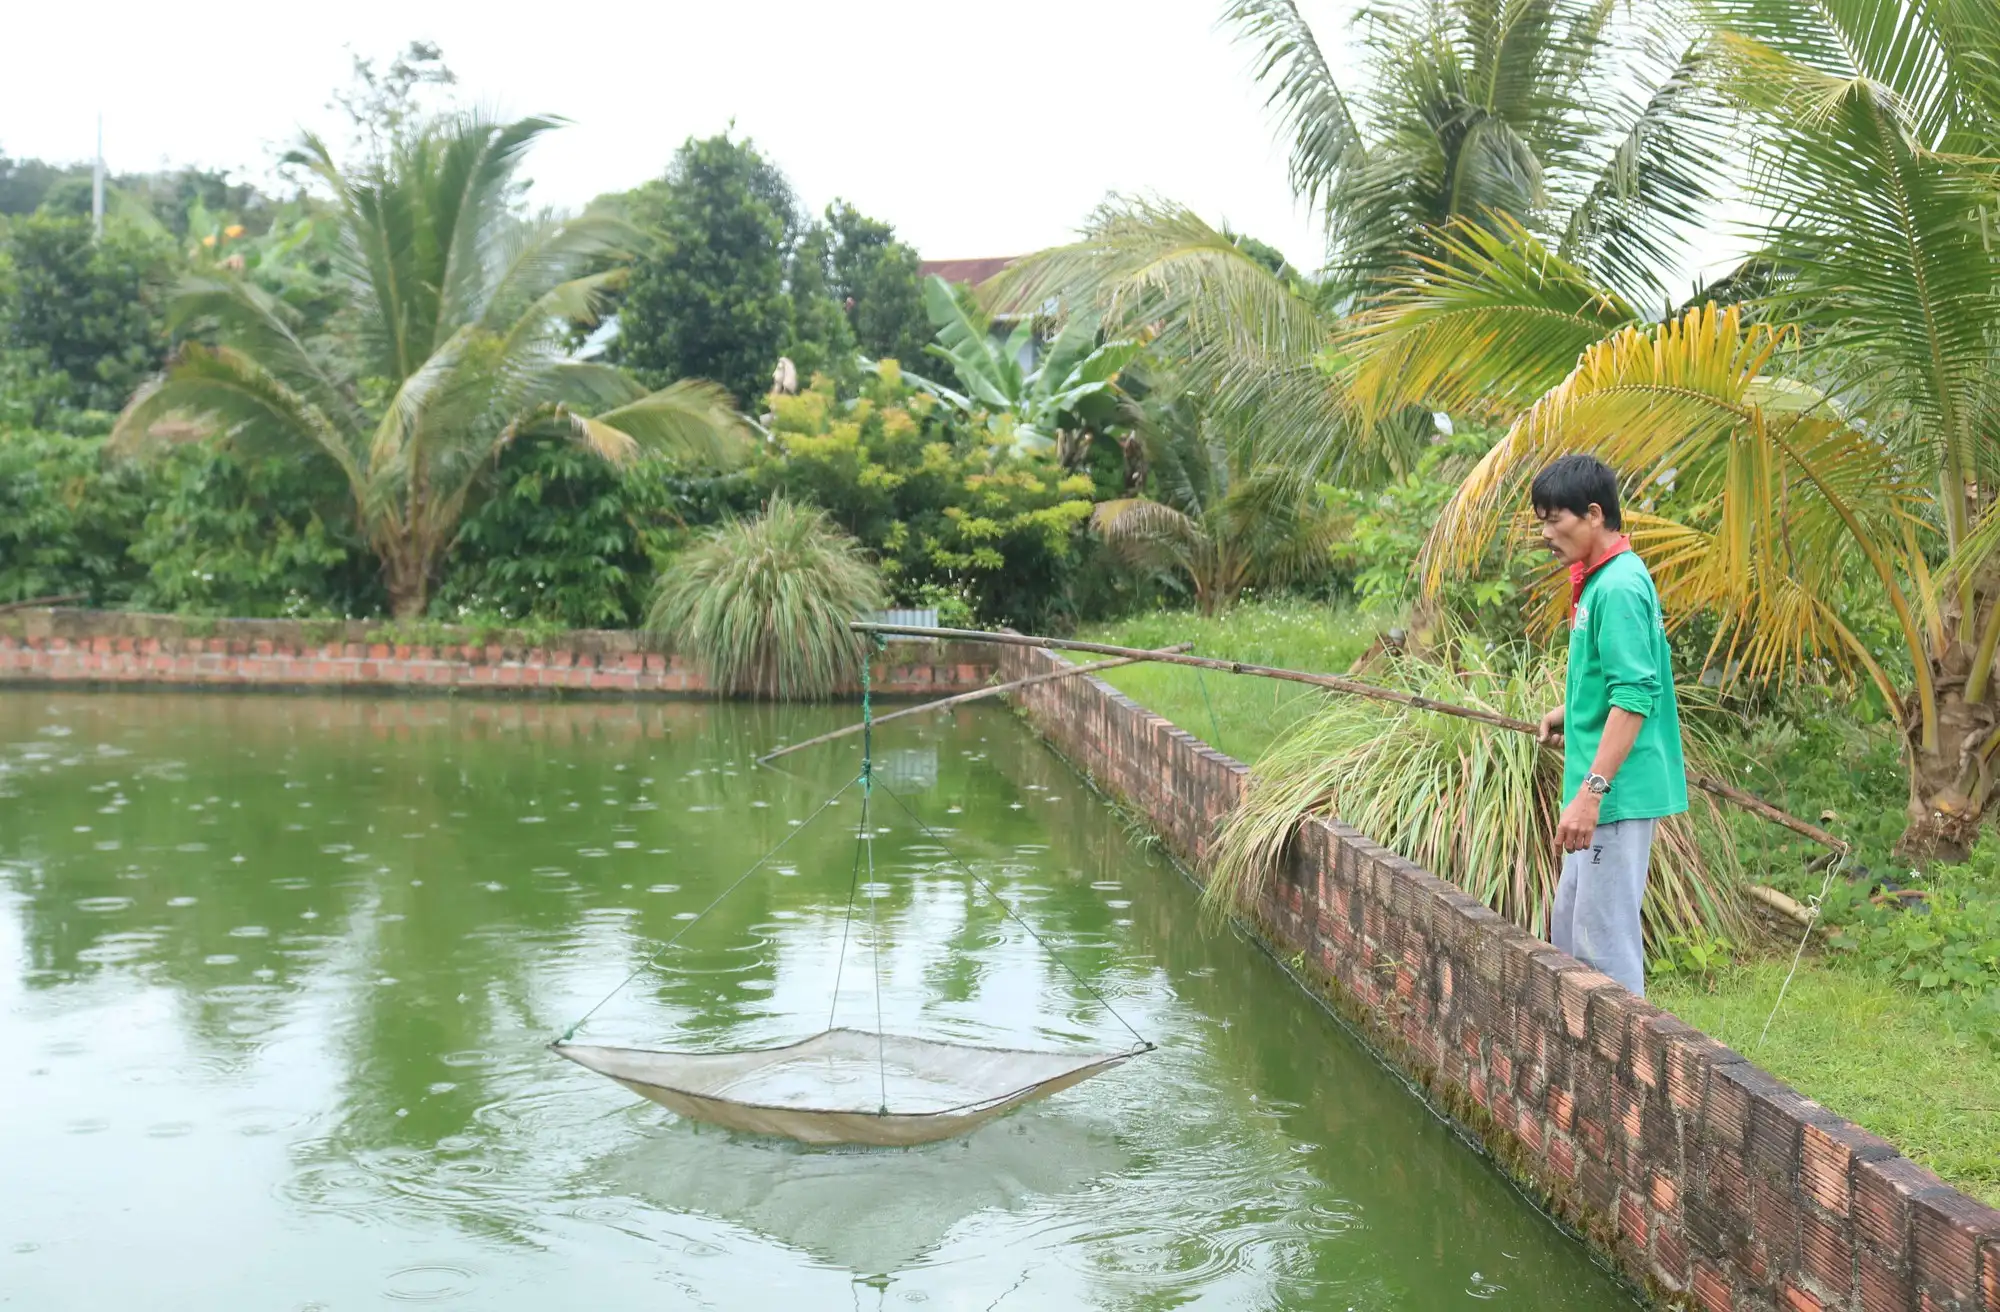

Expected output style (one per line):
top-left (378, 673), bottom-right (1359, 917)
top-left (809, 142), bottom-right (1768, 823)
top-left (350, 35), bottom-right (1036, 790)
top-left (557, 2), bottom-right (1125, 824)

top-left (2, 0), bottom-right (1336, 270)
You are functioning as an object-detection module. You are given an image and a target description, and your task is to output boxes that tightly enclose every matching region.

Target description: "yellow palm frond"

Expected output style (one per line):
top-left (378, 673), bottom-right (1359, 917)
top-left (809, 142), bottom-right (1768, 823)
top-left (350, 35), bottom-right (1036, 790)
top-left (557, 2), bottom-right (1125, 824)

top-left (1426, 302), bottom-right (1934, 730)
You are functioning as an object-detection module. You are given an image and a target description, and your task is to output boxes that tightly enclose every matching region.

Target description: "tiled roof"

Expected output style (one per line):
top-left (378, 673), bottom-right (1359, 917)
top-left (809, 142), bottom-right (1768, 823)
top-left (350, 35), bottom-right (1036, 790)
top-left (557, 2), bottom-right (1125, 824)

top-left (917, 256), bottom-right (1020, 287)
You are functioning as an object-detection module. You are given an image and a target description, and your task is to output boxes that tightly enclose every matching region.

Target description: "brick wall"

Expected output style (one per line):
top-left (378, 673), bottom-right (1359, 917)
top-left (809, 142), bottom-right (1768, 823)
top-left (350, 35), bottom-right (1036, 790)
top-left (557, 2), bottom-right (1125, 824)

top-left (0, 609), bottom-right (993, 698)
top-left (1000, 643), bottom-right (2000, 1312)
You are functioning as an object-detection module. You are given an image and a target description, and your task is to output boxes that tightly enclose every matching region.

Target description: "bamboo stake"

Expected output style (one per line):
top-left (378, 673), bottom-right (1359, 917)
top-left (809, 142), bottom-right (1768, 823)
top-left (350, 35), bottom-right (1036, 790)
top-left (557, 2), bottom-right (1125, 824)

top-left (756, 644), bottom-right (1193, 765)
top-left (851, 622), bottom-right (1847, 854)
top-left (0, 594), bottom-right (83, 616)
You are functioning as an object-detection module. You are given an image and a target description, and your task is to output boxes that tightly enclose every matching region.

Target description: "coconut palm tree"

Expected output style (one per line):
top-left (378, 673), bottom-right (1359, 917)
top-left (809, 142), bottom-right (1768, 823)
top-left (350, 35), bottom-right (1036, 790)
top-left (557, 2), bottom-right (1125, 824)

top-left (114, 114), bottom-right (751, 618)
top-left (1090, 392), bottom-right (1343, 614)
top-left (991, 0), bottom-right (1728, 476)
top-left (1386, 0), bottom-right (2000, 855)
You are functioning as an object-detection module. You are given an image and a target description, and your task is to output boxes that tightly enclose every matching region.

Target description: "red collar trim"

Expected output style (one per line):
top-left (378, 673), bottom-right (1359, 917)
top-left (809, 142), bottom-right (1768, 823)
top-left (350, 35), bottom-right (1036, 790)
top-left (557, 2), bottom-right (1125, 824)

top-left (1568, 535), bottom-right (1630, 618)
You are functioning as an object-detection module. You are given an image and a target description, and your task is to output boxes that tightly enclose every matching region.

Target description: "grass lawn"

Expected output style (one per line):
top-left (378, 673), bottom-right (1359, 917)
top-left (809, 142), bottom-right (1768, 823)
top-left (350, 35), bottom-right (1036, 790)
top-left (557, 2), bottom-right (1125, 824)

top-left (1070, 600), bottom-right (1380, 762)
top-left (1653, 959), bottom-right (2000, 1206)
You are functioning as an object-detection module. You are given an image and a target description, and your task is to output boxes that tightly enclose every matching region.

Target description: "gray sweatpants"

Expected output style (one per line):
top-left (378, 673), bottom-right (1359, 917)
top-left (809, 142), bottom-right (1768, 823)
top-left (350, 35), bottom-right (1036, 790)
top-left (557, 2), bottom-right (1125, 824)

top-left (1550, 817), bottom-right (1655, 996)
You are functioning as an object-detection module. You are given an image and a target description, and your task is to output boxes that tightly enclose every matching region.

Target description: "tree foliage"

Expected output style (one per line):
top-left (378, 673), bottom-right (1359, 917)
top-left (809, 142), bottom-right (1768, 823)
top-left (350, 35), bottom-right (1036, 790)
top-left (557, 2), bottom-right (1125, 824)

top-left (614, 133), bottom-right (798, 406)
top-left (2, 214), bottom-right (174, 411)
top-left (760, 364), bottom-right (1101, 631)
top-left (1091, 390), bottom-right (1342, 614)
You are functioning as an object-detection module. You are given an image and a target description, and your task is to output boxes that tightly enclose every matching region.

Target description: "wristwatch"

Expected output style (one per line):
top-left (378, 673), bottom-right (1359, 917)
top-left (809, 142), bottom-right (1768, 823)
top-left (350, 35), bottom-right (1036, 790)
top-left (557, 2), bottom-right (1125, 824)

top-left (1583, 773), bottom-right (1613, 796)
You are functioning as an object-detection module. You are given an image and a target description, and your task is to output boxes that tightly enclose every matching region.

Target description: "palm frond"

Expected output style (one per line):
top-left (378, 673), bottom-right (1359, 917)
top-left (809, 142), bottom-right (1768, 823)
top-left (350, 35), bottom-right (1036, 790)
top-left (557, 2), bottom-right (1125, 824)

top-left (582, 379), bottom-right (753, 468)
top-left (1425, 303), bottom-right (1933, 716)
top-left (1345, 214), bottom-right (1641, 422)
top-left (111, 344), bottom-right (362, 489)
top-left (1205, 638), bottom-right (1744, 944)
top-left (1223, 0), bottom-right (1369, 218)
top-left (1558, 35), bottom-right (1733, 305)
top-left (433, 115), bottom-right (566, 333)
top-left (1709, 0), bottom-right (2000, 542)
top-left (166, 271), bottom-right (361, 434)
top-left (476, 212), bottom-right (634, 337)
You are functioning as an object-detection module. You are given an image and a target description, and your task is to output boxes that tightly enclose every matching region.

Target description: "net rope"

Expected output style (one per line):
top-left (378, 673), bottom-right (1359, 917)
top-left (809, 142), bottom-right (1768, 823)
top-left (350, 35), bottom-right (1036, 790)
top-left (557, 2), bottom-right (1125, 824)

top-left (558, 632), bottom-right (1151, 1066)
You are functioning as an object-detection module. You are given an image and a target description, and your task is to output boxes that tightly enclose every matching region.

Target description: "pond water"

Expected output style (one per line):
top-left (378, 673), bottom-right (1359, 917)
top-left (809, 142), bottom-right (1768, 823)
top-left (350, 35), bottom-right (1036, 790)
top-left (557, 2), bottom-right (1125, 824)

top-left (0, 691), bottom-right (1638, 1310)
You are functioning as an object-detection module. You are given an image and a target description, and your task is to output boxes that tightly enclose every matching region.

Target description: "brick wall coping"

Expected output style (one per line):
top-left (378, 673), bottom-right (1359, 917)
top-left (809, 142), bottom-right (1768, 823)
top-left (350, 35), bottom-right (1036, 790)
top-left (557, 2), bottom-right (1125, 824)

top-left (998, 642), bottom-right (2000, 1312)
top-left (0, 608), bottom-right (995, 699)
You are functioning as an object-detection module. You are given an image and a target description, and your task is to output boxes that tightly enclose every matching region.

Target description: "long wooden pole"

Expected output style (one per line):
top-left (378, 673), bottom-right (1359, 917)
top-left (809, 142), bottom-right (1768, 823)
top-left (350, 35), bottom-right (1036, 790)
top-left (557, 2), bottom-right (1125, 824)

top-left (0, 594), bottom-right (83, 616)
top-left (851, 622), bottom-right (1847, 854)
top-left (757, 644), bottom-right (1193, 764)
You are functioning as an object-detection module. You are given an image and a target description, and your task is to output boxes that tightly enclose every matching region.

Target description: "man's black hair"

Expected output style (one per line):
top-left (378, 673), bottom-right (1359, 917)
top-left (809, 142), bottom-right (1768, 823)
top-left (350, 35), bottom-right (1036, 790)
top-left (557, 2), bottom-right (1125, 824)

top-left (1530, 453), bottom-right (1622, 530)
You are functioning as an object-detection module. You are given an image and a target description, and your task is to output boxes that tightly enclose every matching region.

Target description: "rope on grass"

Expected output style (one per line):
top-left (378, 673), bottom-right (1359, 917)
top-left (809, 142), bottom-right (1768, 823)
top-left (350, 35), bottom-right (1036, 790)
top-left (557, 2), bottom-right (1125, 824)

top-left (1755, 843), bottom-right (1848, 1053)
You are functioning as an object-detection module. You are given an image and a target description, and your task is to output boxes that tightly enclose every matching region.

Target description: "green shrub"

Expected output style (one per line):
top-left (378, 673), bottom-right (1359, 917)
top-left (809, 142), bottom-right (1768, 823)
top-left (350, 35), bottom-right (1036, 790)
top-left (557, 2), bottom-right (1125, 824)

top-left (1324, 429), bottom-right (1532, 633)
top-left (0, 428), bottom-right (149, 605)
top-left (127, 446), bottom-right (379, 617)
top-left (760, 367), bottom-right (1099, 630)
top-left (1819, 840), bottom-right (2000, 1043)
top-left (436, 436), bottom-right (690, 629)
top-left (646, 494), bottom-right (887, 699)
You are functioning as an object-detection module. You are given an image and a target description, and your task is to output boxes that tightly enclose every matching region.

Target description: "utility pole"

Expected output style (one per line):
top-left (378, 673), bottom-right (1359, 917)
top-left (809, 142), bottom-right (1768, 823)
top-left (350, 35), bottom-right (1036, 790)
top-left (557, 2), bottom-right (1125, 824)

top-left (91, 114), bottom-right (105, 238)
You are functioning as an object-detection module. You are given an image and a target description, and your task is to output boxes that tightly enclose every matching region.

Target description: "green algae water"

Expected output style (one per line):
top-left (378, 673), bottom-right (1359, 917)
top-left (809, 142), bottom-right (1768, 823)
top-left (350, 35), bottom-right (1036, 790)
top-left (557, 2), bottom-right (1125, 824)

top-left (0, 691), bottom-right (1638, 1310)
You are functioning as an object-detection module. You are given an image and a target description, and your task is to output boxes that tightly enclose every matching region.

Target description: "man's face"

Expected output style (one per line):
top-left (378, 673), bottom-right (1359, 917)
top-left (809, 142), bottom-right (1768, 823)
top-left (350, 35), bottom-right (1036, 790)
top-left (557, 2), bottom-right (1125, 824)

top-left (1537, 505), bottom-right (1602, 566)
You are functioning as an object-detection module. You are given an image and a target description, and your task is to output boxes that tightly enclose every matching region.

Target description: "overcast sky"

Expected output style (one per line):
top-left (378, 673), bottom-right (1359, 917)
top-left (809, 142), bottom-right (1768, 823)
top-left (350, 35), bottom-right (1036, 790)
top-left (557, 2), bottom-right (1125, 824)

top-left (3, 1), bottom-right (1338, 269)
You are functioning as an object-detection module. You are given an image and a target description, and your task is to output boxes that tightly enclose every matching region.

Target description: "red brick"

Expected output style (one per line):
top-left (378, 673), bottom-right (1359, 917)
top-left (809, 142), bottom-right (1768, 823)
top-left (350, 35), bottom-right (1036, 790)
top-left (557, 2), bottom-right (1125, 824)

top-left (1705, 1060), bottom-right (1758, 1151)
top-left (1692, 1257), bottom-right (1732, 1312)
top-left (1558, 969), bottom-right (1618, 1041)
top-left (1783, 1286), bottom-right (1825, 1312)
top-left (1856, 1158), bottom-right (1946, 1259)
top-left (1912, 1191), bottom-right (1994, 1305)
top-left (1800, 1210), bottom-right (1855, 1297)
top-left (1803, 1122), bottom-right (1859, 1218)
top-left (1549, 1134), bottom-right (1577, 1180)
top-left (1654, 1216), bottom-right (1691, 1289)
top-left (1621, 1190), bottom-right (1650, 1248)
top-left (1861, 1248), bottom-right (1916, 1312)
top-left (1549, 1085), bottom-right (1576, 1132)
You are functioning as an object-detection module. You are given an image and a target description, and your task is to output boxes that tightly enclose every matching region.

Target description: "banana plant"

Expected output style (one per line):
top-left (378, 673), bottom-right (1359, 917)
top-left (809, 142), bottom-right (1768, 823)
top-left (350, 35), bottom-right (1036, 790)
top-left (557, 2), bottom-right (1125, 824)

top-left (906, 274), bottom-right (1140, 461)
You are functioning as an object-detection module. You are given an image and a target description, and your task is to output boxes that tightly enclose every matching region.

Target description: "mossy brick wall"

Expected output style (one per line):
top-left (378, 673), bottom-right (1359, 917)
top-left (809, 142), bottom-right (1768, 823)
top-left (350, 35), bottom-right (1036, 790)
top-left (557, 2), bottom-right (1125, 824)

top-left (0, 609), bottom-right (993, 698)
top-left (1000, 643), bottom-right (2000, 1312)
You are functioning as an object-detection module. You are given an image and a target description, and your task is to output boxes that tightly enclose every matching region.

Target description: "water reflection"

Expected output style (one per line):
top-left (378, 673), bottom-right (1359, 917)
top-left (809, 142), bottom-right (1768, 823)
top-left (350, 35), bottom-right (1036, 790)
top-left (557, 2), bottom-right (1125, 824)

top-left (0, 692), bottom-right (1636, 1309)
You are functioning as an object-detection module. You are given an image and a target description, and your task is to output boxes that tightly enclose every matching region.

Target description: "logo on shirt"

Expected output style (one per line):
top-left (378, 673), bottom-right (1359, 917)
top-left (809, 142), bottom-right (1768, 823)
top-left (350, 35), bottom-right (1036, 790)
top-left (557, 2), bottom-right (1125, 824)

top-left (1572, 602), bottom-right (1590, 630)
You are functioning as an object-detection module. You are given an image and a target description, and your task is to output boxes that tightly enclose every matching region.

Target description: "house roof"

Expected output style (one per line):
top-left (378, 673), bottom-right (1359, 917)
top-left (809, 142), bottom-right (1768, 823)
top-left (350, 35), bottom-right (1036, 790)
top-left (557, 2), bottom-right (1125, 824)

top-left (918, 256), bottom-right (1020, 287)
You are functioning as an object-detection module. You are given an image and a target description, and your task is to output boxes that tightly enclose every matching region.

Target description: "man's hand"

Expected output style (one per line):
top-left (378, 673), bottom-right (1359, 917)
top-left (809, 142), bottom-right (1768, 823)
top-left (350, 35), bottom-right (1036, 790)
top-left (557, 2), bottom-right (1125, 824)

top-left (1536, 706), bottom-right (1565, 746)
top-left (1556, 789), bottom-right (1600, 853)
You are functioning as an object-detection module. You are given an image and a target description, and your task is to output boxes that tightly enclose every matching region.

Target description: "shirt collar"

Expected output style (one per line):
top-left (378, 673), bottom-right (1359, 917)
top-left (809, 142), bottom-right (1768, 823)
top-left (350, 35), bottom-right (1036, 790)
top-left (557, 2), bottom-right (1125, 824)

top-left (1568, 534), bottom-right (1630, 618)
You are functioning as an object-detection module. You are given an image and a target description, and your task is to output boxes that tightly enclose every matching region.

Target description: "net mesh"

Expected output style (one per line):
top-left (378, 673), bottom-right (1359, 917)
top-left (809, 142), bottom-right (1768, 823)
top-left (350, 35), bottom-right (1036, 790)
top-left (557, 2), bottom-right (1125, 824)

top-left (553, 1028), bottom-right (1136, 1146)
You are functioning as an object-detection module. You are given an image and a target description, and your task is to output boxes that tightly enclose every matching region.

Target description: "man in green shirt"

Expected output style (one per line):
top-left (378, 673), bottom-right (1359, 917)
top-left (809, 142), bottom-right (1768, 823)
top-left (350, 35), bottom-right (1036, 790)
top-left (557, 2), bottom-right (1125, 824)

top-left (1531, 454), bottom-right (1687, 996)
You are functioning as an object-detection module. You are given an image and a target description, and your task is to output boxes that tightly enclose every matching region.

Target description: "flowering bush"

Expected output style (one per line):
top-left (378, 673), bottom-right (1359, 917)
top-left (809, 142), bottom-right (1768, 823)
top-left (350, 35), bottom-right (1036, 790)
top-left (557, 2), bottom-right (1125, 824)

top-left (757, 366), bottom-right (1100, 630)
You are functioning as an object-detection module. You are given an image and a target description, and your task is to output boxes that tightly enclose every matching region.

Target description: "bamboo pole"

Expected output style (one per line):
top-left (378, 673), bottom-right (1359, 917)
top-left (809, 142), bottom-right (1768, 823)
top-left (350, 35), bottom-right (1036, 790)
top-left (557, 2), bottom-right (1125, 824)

top-left (851, 622), bottom-right (1848, 855)
top-left (757, 644), bottom-right (1193, 765)
top-left (0, 594), bottom-right (83, 616)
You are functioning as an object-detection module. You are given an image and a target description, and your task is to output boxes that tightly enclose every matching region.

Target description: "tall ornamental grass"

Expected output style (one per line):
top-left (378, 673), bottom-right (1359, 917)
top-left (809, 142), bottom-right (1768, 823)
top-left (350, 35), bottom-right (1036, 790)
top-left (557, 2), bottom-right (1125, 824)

top-left (647, 496), bottom-right (886, 700)
top-left (1205, 638), bottom-right (1746, 947)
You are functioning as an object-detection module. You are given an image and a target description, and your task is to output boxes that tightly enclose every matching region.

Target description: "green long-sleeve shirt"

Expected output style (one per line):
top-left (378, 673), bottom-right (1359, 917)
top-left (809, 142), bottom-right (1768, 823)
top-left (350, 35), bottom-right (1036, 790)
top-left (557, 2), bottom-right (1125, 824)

top-left (1563, 551), bottom-right (1688, 822)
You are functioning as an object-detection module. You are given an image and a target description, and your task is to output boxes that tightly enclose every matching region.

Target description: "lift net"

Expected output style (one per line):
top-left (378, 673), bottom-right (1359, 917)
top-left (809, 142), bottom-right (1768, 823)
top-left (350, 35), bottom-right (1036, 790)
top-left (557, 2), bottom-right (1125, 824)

top-left (553, 1029), bottom-right (1136, 1147)
top-left (550, 648), bottom-right (1148, 1146)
